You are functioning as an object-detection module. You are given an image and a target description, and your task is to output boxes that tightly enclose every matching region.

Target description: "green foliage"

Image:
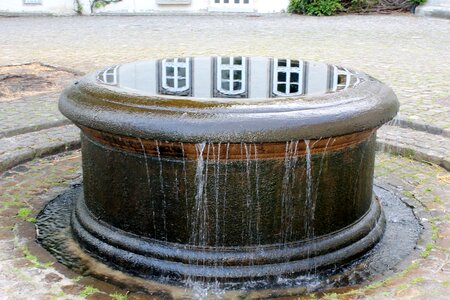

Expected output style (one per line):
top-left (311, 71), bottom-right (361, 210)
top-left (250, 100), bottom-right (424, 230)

top-left (289, 0), bottom-right (418, 15)
top-left (307, 0), bottom-right (343, 15)
top-left (110, 292), bottom-right (128, 300)
top-left (421, 242), bottom-right (434, 258)
top-left (22, 246), bottom-right (53, 268)
top-left (409, 0), bottom-right (426, 5)
top-left (90, 0), bottom-right (122, 13)
top-left (17, 207), bottom-right (36, 223)
top-left (289, 0), bottom-right (343, 16)
top-left (80, 286), bottom-right (99, 298)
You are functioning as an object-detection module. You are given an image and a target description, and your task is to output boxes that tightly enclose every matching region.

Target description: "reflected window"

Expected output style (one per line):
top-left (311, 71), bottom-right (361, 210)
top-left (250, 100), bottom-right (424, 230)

top-left (159, 58), bottom-right (191, 96)
top-left (272, 59), bottom-right (305, 97)
top-left (328, 66), bottom-right (359, 92)
top-left (215, 56), bottom-right (248, 97)
top-left (98, 65), bottom-right (119, 85)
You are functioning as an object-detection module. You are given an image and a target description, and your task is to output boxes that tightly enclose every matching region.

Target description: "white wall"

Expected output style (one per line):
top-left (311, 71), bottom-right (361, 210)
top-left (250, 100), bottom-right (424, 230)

top-left (0, 0), bottom-right (289, 15)
top-left (0, 0), bottom-right (75, 15)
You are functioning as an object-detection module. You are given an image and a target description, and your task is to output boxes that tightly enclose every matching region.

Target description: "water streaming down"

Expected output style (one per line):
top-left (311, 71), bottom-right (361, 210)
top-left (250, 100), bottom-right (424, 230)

top-left (221, 143), bottom-right (230, 246)
top-left (253, 143), bottom-right (261, 245)
top-left (155, 140), bottom-right (167, 240)
top-left (281, 141), bottom-right (300, 243)
top-left (180, 142), bottom-right (190, 230)
top-left (304, 140), bottom-right (313, 241)
top-left (137, 138), bottom-right (156, 235)
top-left (213, 143), bottom-right (221, 247)
top-left (191, 142), bottom-right (208, 246)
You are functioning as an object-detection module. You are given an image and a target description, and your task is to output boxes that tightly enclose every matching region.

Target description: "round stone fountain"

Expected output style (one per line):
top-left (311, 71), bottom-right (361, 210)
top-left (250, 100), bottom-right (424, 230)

top-left (59, 56), bottom-right (399, 283)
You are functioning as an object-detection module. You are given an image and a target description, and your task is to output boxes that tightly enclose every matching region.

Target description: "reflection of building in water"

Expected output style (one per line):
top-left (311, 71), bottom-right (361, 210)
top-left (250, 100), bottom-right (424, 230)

top-left (214, 56), bottom-right (248, 98)
top-left (97, 65), bottom-right (119, 85)
top-left (159, 58), bottom-right (192, 96)
top-left (328, 66), bottom-right (360, 92)
top-left (271, 59), bottom-right (307, 97)
top-left (109, 57), bottom-right (362, 99)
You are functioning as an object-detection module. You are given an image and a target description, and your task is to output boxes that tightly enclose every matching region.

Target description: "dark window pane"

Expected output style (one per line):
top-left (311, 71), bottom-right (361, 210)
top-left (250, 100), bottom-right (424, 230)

top-left (178, 58), bottom-right (186, 63)
top-left (215, 0), bottom-right (219, 3)
top-left (178, 79), bottom-right (186, 88)
top-left (221, 57), bottom-right (230, 65)
top-left (166, 59), bottom-right (174, 63)
top-left (224, 0), bottom-right (229, 3)
top-left (277, 84), bottom-right (286, 93)
top-left (233, 70), bottom-right (242, 80)
top-left (235, 0), bottom-right (240, 4)
top-left (233, 81), bottom-right (242, 91)
top-left (178, 67), bottom-right (186, 77)
top-left (244, 0), bottom-right (249, 3)
top-left (337, 74), bottom-right (347, 85)
top-left (233, 57), bottom-right (242, 65)
top-left (277, 72), bottom-right (286, 82)
top-left (167, 78), bottom-right (174, 88)
top-left (222, 70), bottom-right (230, 80)
top-left (166, 67), bottom-right (174, 76)
top-left (278, 59), bottom-right (287, 67)
top-left (291, 60), bottom-right (300, 68)
top-left (221, 81), bottom-right (230, 91)
top-left (290, 84), bottom-right (299, 93)
top-left (290, 72), bottom-right (299, 83)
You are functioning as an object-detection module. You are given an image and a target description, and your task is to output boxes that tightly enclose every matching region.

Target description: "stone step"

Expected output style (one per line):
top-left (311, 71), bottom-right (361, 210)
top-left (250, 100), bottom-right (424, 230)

top-left (0, 125), bottom-right (80, 173)
top-left (0, 92), bottom-right (71, 138)
top-left (377, 125), bottom-right (450, 170)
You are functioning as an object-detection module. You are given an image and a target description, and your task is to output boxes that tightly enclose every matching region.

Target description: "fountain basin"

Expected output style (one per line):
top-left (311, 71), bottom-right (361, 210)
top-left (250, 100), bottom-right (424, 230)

top-left (59, 57), bottom-right (399, 282)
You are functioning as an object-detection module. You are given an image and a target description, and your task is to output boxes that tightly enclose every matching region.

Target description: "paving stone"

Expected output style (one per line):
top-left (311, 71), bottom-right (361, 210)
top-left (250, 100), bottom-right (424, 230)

top-left (0, 125), bottom-right (80, 172)
top-left (0, 92), bottom-right (72, 138)
top-left (378, 125), bottom-right (450, 171)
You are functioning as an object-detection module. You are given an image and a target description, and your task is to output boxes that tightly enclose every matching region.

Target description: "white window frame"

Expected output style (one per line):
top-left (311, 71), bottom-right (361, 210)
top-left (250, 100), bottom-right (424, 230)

top-left (330, 66), bottom-right (358, 92)
top-left (272, 59), bottom-right (305, 97)
top-left (161, 58), bottom-right (191, 93)
top-left (209, 0), bottom-right (254, 12)
top-left (24, 0), bottom-right (42, 4)
top-left (98, 65), bottom-right (119, 85)
top-left (216, 56), bottom-right (247, 96)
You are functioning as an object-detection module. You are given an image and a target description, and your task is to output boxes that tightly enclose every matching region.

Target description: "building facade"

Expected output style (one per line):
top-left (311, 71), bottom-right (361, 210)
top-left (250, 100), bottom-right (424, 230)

top-left (1, 0), bottom-right (290, 15)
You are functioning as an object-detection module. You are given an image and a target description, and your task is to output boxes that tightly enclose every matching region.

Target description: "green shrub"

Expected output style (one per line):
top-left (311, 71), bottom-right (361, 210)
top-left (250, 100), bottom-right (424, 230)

top-left (409, 0), bottom-right (427, 5)
top-left (289, 0), bottom-right (343, 16)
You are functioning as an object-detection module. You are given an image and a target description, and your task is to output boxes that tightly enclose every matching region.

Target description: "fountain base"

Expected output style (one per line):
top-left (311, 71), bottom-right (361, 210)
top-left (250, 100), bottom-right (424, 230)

top-left (71, 191), bottom-right (385, 282)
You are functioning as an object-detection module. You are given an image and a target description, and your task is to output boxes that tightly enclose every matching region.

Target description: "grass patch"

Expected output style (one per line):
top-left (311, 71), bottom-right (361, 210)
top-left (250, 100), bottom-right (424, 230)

top-left (21, 246), bottom-right (53, 268)
top-left (110, 292), bottom-right (128, 300)
top-left (17, 207), bottom-right (36, 223)
top-left (431, 225), bottom-right (439, 241)
top-left (421, 243), bottom-right (434, 258)
top-left (410, 277), bottom-right (425, 285)
top-left (80, 286), bottom-right (99, 298)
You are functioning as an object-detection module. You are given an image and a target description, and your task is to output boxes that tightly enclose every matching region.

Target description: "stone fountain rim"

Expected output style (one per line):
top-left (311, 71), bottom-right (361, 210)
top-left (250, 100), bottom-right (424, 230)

top-left (59, 64), bottom-right (399, 143)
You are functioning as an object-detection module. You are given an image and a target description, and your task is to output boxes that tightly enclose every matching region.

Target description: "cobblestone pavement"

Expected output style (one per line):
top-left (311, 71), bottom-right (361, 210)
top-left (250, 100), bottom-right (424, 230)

top-left (0, 151), bottom-right (448, 299)
top-left (0, 14), bottom-right (449, 128)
